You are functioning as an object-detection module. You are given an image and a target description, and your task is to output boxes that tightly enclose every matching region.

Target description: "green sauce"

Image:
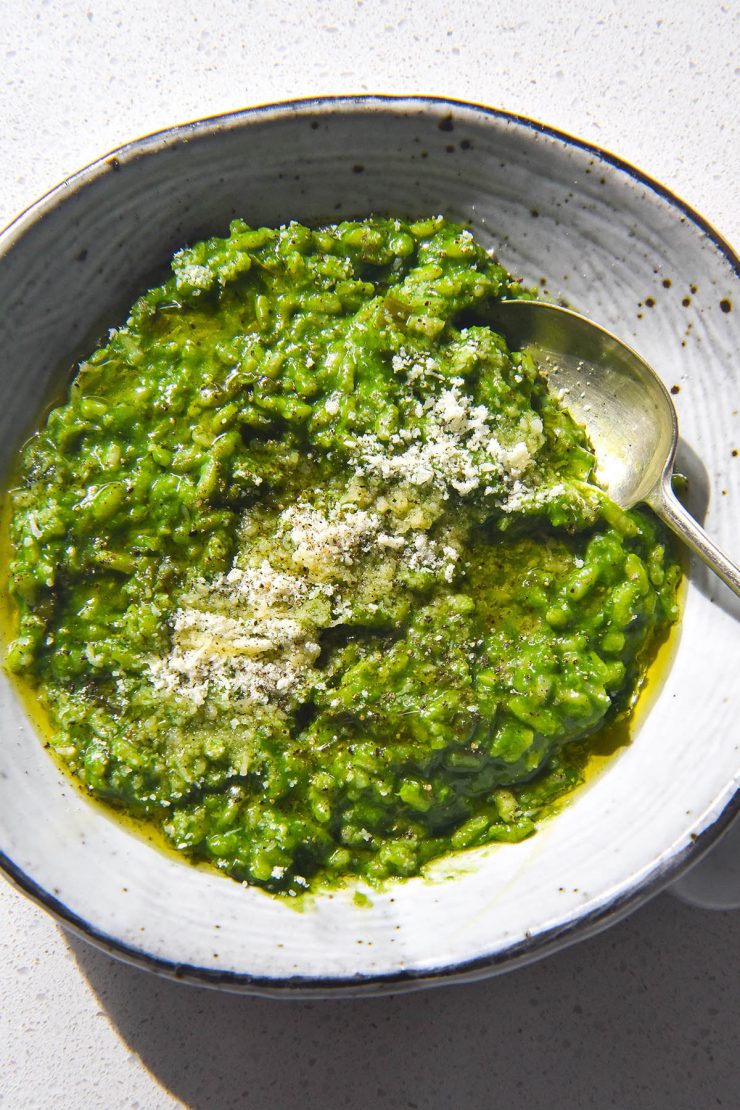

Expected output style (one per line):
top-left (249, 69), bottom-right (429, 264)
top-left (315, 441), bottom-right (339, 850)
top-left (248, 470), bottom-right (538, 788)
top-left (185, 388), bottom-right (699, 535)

top-left (4, 216), bottom-right (680, 895)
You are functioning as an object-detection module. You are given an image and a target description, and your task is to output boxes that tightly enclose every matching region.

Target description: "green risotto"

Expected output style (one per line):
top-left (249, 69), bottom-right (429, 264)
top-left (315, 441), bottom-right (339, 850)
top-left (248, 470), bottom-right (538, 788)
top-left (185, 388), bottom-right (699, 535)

top-left (5, 216), bottom-right (680, 894)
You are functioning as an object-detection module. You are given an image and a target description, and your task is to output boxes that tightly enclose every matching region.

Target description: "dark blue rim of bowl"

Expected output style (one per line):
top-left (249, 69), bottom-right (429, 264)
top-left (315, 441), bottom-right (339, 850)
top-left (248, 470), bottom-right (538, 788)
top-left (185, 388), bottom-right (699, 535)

top-left (0, 94), bottom-right (737, 997)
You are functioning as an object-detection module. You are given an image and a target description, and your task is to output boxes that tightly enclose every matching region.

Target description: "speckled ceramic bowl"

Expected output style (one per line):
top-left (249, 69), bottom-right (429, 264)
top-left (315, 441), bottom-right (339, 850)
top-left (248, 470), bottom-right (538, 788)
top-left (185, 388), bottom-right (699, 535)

top-left (0, 97), bottom-right (738, 996)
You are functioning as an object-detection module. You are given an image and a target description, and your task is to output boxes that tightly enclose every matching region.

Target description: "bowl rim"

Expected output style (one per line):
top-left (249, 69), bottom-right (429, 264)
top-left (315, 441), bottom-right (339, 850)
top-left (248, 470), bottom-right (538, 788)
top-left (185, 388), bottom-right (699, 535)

top-left (2, 93), bottom-right (738, 271)
top-left (0, 93), bottom-right (737, 996)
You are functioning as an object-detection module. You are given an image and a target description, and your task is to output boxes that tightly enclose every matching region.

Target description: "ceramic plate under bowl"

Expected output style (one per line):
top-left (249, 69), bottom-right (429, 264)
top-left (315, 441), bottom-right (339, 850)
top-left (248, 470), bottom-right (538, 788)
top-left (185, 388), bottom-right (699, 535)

top-left (0, 97), bottom-right (738, 996)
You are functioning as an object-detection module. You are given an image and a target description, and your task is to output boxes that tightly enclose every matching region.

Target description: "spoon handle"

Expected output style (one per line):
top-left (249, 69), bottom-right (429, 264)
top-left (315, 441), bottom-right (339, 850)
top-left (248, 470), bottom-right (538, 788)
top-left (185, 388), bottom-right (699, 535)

top-left (648, 478), bottom-right (740, 598)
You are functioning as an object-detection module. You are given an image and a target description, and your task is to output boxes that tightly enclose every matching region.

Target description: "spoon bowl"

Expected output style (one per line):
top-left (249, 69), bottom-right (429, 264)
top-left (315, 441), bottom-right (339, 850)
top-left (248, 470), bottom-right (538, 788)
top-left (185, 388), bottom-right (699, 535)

top-left (487, 300), bottom-right (740, 598)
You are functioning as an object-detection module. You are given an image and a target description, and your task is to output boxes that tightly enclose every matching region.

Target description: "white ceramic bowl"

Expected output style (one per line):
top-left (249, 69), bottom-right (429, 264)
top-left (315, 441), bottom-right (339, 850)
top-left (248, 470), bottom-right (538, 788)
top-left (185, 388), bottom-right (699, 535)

top-left (0, 97), bottom-right (738, 996)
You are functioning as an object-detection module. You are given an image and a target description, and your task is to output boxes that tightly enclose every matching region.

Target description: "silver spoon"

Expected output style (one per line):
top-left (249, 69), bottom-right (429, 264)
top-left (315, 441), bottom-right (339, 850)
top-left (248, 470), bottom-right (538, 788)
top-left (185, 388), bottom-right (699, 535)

top-left (487, 300), bottom-right (740, 598)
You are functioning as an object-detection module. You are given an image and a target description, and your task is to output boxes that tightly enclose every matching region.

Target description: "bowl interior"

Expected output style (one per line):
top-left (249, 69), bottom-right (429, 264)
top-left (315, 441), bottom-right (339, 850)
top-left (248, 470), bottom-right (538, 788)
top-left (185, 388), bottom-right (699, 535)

top-left (0, 98), bottom-right (738, 994)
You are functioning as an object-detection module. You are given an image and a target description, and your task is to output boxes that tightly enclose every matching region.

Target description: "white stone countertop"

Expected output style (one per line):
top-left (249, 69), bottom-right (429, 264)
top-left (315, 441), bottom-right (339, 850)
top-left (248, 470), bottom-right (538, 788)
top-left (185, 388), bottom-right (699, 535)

top-left (1, 2), bottom-right (738, 1107)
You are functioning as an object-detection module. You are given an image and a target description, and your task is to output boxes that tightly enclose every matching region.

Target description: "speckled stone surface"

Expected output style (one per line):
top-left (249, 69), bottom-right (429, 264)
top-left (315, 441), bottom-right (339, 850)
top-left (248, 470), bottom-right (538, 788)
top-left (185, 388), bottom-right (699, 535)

top-left (1, 1), bottom-right (738, 1107)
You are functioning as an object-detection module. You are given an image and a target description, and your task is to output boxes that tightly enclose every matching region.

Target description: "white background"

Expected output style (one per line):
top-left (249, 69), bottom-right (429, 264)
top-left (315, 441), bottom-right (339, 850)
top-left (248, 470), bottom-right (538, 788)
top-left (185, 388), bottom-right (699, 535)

top-left (1, 2), bottom-right (738, 1107)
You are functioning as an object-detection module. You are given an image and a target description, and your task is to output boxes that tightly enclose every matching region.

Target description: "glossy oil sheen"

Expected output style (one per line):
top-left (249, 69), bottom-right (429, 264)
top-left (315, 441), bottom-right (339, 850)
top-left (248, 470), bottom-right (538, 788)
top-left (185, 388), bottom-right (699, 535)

top-left (0, 98), bottom-right (737, 993)
top-left (3, 217), bottom-right (680, 895)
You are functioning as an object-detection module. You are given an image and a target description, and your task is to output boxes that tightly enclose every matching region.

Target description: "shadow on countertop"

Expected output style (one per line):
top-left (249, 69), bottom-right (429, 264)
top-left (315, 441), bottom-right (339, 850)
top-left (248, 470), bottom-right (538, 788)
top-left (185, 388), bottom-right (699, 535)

top-left (64, 893), bottom-right (740, 1110)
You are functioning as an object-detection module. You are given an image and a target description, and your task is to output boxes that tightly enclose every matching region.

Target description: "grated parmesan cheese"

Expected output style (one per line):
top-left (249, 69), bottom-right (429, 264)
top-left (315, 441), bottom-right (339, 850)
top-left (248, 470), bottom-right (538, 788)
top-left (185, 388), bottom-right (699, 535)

top-left (149, 355), bottom-right (552, 714)
top-left (353, 377), bottom-right (536, 501)
top-left (280, 502), bottom-right (381, 576)
top-left (148, 561), bottom-right (328, 709)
